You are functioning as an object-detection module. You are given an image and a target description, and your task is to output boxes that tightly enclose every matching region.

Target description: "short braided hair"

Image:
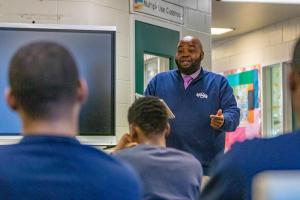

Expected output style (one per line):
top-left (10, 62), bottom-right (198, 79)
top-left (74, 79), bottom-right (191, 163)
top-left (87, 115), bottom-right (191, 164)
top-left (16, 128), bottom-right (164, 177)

top-left (128, 96), bottom-right (168, 136)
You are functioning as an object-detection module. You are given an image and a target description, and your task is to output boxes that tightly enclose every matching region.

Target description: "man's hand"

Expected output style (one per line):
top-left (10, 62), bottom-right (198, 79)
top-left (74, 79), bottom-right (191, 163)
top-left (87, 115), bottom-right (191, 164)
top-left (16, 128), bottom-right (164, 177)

top-left (113, 133), bottom-right (138, 152)
top-left (210, 109), bottom-right (224, 129)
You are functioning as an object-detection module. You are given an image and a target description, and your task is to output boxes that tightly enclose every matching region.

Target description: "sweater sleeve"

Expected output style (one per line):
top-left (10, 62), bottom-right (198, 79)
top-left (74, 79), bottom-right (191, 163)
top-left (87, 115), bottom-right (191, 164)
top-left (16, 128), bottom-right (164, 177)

top-left (144, 75), bottom-right (157, 96)
top-left (219, 77), bottom-right (240, 132)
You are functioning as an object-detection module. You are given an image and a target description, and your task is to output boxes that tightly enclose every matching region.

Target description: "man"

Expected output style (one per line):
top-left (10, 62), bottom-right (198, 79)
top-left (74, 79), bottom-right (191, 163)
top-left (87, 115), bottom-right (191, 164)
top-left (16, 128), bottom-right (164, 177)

top-left (114, 96), bottom-right (202, 200)
top-left (144, 36), bottom-right (240, 175)
top-left (2, 41), bottom-right (141, 200)
top-left (201, 38), bottom-right (300, 200)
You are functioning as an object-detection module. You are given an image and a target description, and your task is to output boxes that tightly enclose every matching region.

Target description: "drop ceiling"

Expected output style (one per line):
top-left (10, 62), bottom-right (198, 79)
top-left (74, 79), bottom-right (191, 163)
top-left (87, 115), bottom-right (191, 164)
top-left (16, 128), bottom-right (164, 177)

top-left (212, 0), bottom-right (300, 41)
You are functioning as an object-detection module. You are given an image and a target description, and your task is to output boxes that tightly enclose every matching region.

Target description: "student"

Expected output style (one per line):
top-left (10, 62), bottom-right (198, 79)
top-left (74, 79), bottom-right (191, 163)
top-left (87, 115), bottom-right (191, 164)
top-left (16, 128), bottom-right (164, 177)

top-left (201, 38), bottom-right (300, 200)
top-left (2, 41), bottom-right (141, 200)
top-left (114, 96), bottom-right (202, 200)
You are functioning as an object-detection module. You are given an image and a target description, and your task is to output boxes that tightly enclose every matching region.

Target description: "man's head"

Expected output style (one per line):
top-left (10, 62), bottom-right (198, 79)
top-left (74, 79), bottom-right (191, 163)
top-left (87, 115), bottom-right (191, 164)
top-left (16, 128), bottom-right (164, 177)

top-left (290, 38), bottom-right (300, 121)
top-left (175, 36), bottom-right (204, 75)
top-left (127, 96), bottom-right (170, 143)
top-left (6, 41), bottom-right (87, 122)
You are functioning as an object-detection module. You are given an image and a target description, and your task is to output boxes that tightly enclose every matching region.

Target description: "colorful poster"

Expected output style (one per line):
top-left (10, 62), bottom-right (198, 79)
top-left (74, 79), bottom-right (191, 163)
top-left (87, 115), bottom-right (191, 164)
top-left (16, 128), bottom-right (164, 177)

top-left (223, 65), bottom-right (261, 151)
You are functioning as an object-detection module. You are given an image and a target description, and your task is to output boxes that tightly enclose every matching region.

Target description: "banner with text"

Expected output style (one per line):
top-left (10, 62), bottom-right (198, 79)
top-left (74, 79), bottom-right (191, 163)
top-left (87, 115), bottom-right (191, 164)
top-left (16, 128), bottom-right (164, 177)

top-left (133, 0), bottom-right (184, 24)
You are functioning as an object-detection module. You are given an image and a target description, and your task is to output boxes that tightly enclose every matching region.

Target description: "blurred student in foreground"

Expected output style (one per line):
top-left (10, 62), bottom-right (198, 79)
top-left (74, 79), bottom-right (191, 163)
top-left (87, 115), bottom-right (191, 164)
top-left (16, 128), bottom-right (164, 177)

top-left (114, 96), bottom-right (202, 200)
top-left (201, 37), bottom-right (300, 200)
top-left (3, 41), bottom-right (141, 200)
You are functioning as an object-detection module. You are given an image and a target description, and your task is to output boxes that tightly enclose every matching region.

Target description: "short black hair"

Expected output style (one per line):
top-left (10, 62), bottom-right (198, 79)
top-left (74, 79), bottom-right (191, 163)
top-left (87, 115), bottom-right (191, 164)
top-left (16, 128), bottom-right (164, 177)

top-left (292, 38), bottom-right (300, 70)
top-left (128, 96), bottom-right (168, 136)
top-left (9, 41), bottom-right (79, 118)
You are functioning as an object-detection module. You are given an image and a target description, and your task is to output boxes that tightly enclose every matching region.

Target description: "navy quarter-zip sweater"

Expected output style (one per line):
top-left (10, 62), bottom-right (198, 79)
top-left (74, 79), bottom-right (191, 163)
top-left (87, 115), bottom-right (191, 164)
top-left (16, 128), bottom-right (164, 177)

top-left (144, 68), bottom-right (240, 175)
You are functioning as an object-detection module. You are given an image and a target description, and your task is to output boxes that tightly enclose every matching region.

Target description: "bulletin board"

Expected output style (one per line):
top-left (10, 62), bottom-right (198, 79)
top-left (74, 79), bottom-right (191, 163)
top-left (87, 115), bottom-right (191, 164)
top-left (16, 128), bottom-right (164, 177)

top-left (223, 65), bottom-right (261, 151)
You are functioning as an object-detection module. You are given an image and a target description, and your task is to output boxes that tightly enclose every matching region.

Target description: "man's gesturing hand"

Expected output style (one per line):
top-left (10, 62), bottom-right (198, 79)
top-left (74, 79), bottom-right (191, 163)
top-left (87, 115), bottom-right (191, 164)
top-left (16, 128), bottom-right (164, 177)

top-left (210, 109), bottom-right (224, 129)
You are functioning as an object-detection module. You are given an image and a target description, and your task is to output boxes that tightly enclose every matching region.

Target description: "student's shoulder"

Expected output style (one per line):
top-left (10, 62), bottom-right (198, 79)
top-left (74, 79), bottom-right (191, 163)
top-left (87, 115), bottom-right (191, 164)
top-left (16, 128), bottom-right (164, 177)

top-left (114, 145), bottom-right (151, 160)
top-left (0, 142), bottom-right (36, 156)
top-left (231, 131), bottom-right (299, 155)
top-left (80, 144), bottom-right (130, 166)
top-left (227, 138), bottom-right (266, 163)
top-left (224, 132), bottom-right (300, 170)
top-left (0, 144), bottom-right (20, 158)
top-left (82, 145), bottom-right (141, 182)
top-left (167, 147), bottom-right (202, 168)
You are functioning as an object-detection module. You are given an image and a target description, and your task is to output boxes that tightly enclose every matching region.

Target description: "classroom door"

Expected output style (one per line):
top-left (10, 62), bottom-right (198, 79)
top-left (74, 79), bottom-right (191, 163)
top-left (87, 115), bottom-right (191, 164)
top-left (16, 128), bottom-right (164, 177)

top-left (135, 21), bottom-right (180, 94)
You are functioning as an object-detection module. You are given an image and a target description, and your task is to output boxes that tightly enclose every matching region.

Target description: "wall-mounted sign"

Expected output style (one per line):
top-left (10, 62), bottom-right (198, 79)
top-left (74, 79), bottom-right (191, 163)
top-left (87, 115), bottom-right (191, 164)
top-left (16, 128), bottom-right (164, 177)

top-left (132, 0), bottom-right (184, 24)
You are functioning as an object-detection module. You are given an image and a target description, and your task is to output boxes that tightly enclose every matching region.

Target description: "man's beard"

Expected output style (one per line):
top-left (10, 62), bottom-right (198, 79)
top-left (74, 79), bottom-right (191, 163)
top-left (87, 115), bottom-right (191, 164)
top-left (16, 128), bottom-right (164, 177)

top-left (176, 58), bottom-right (201, 75)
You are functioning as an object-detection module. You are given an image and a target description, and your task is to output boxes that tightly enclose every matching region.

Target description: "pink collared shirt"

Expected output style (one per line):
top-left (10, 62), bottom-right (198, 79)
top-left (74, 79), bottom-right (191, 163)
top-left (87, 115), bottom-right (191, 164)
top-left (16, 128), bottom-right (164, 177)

top-left (181, 68), bottom-right (201, 89)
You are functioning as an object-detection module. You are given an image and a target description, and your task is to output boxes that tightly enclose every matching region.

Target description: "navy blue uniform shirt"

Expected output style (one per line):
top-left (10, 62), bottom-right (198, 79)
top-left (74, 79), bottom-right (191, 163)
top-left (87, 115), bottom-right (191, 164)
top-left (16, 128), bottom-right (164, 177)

top-left (201, 130), bottom-right (300, 200)
top-left (0, 135), bottom-right (141, 200)
top-left (144, 68), bottom-right (240, 175)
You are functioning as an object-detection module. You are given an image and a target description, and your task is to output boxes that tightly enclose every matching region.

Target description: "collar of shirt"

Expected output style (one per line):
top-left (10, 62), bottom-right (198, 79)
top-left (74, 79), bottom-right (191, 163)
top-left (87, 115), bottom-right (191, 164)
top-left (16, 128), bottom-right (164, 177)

top-left (181, 67), bottom-right (201, 80)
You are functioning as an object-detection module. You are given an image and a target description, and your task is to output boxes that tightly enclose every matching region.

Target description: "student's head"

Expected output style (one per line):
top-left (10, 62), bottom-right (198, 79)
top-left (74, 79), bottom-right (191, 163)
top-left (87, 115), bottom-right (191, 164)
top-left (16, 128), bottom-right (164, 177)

top-left (6, 41), bottom-right (87, 122)
top-left (290, 38), bottom-right (300, 122)
top-left (127, 96), bottom-right (170, 143)
top-left (175, 36), bottom-right (204, 75)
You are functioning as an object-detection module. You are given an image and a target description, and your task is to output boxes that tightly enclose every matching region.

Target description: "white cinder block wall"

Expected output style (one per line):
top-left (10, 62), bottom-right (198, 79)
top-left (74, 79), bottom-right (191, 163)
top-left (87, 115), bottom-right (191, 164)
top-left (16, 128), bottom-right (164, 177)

top-left (0, 0), bottom-right (211, 141)
top-left (212, 17), bottom-right (300, 72)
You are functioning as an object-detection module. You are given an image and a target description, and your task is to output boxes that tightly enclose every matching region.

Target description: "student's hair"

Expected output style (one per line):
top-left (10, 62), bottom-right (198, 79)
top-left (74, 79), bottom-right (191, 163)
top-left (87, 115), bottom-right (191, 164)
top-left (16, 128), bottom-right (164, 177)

top-left (9, 41), bottom-right (79, 119)
top-left (128, 96), bottom-right (168, 136)
top-left (292, 38), bottom-right (300, 70)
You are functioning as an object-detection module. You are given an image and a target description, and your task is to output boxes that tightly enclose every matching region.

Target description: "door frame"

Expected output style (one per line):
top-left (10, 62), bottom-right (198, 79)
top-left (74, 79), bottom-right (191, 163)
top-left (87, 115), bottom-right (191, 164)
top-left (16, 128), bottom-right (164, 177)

top-left (129, 14), bottom-right (182, 102)
top-left (261, 62), bottom-right (293, 137)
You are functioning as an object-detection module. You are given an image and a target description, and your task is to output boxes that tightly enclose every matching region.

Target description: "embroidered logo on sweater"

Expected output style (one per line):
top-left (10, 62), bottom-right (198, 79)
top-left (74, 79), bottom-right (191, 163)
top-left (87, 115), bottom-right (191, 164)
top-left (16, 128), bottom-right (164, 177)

top-left (196, 92), bottom-right (208, 99)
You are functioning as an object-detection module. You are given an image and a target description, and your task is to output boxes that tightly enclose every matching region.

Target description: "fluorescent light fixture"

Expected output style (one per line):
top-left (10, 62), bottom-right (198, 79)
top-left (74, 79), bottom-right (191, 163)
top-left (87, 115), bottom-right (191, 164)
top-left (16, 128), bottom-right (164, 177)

top-left (211, 28), bottom-right (234, 35)
top-left (219, 0), bottom-right (300, 4)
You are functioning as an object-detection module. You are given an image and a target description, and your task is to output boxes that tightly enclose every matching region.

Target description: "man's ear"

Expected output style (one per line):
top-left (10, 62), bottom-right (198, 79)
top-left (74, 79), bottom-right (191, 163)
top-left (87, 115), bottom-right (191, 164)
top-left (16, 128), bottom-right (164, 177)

top-left (77, 79), bottom-right (88, 104)
top-left (200, 51), bottom-right (204, 62)
top-left (289, 68), bottom-right (299, 92)
top-left (5, 88), bottom-right (18, 111)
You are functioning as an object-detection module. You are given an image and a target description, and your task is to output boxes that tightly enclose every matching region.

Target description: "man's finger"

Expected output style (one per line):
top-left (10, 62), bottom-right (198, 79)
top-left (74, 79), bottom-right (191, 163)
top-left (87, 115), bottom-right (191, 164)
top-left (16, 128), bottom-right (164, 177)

top-left (211, 120), bottom-right (223, 128)
top-left (211, 120), bottom-right (221, 126)
top-left (210, 122), bottom-right (219, 129)
top-left (211, 118), bottom-right (224, 123)
top-left (210, 116), bottom-right (224, 120)
top-left (211, 121), bottom-right (221, 127)
top-left (217, 109), bottom-right (223, 116)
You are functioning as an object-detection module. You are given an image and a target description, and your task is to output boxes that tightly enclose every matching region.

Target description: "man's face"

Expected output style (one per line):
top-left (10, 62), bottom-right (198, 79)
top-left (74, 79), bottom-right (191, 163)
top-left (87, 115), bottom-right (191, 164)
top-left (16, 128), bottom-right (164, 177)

top-left (175, 38), bottom-right (203, 75)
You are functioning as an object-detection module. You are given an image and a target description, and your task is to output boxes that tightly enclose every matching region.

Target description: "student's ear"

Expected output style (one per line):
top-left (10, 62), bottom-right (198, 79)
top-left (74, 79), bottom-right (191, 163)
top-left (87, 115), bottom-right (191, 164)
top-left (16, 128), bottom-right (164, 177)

top-left (129, 124), bottom-right (138, 142)
top-left (165, 123), bottom-right (171, 138)
top-left (77, 79), bottom-right (88, 104)
top-left (5, 88), bottom-right (18, 111)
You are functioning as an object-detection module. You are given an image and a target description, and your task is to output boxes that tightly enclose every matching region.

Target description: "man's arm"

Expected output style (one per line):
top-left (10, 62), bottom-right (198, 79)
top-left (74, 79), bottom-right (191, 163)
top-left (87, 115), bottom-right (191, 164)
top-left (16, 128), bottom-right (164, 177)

top-left (144, 76), bottom-right (157, 96)
top-left (219, 77), bottom-right (240, 132)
